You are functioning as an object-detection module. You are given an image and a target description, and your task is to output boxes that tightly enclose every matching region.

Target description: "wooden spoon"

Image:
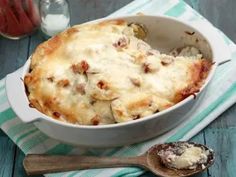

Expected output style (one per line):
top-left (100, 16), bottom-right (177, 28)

top-left (23, 142), bottom-right (214, 177)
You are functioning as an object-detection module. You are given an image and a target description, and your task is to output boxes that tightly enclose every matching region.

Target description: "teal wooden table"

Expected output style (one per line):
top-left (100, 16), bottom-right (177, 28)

top-left (0, 0), bottom-right (236, 176)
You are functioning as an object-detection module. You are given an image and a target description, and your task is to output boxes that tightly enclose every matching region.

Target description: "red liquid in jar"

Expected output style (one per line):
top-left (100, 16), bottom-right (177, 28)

top-left (0, 0), bottom-right (40, 38)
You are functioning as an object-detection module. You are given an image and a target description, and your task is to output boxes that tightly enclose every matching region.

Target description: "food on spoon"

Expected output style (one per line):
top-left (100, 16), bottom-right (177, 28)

top-left (157, 142), bottom-right (212, 170)
top-left (24, 19), bottom-right (212, 125)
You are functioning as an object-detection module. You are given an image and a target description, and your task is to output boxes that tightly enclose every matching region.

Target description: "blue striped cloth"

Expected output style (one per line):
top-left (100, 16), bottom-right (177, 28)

top-left (1, 0), bottom-right (236, 176)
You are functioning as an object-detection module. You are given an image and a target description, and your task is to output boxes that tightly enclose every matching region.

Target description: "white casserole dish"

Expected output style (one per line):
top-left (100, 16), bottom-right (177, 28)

top-left (6, 15), bottom-right (230, 147)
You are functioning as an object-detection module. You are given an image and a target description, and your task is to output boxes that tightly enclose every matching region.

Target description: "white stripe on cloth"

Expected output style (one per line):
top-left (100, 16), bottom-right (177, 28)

top-left (0, 101), bottom-right (10, 113)
top-left (27, 138), bottom-right (61, 154)
top-left (1, 118), bottom-right (21, 132)
top-left (0, 88), bottom-right (5, 98)
top-left (10, 126), bottom-right (38, 142)
top-left (62, 171), bottom-right (88, 177)
top-left (0, 78), bottom-right (5, 87)
top-left (182, 92), bottom-right (236, 141)
top-left (95, 167), bottom-right (139, 177)
top-left (178, 9), bottom-right (196, 21)
top-left (154, 0), bottom-right (180, 15)
top-left (17, 130), bottom-right (46, 147)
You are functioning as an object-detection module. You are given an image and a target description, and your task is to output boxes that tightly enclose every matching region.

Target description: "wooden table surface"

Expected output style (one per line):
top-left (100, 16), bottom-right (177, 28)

top-left (0, 0), bottom-right (236, 177)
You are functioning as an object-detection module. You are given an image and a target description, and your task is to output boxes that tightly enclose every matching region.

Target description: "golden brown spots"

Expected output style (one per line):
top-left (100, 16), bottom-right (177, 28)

top-left (113, 37), bottom-right (129, 48)
top-left (66, 27), bottom-right (79, 36)
top-left (191, 60), bottom-right (212, 83)
top-left (57, 79), bottom-right (70, 87)
top-left (174, 60), bottom-right (212, 103)
top-left (99, 19), bottom-right (126, 26)
top-left (161, 61), bottom-right (168, 66)
top-left (53, 112), bottom-right (61, 118)
top-left (97, 80), bottom-right (109, 90)
top-left (71, 64), bottom-right (80, 73)
top-left (43, 98), bottom-right (56, 108)
top-left (180, 86), bottom-right (200, 100)
top-left (154, 109), bottom-right (159, 113)
top-left (29, 99), bottom-right (42, 112)
top-left (42, 35), bottom-right (62, 55)
top-left (81, 60), bottom-right (89, 73)
top-left (90, 99), bottom-right (96, 105)
top-left (91, 115), bottom-right (100, 125)
top-left (114, 109), bottom-right (123, 117)
top-left (128, 98), bottom-right (152, 110)
top-left (75, 83), bottom-right (86, 95)
top-left (174, 85), bottom-right (200, 102)
top-left (24, 74), bottom-right (33, 85)
top-left (143, 63), bottom-right (151, 73)
top-left (114, 19), bottom-right (126, 25)
top-left (130, 78), bottom-right (141, 87)
top-left (44, 100), bottom-right (52, 108)
top-left (161, 57), bottom-right (174, 66)
top-left (132, 114), bottom-right (141, 120)
top-left (71, 60), bottom-right (89, 74)
top-left (134, 54), bottom-right (146, 64)
top-left (47, 76), bottom-right (55, 82)
top-left (200, 60), bottom-right (212, 74)
top-left (29, 103), bottom-right (35, 108)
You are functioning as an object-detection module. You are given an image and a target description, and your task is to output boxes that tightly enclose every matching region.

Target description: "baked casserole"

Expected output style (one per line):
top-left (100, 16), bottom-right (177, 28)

top-left (24, 19), bottom-right (212, 125)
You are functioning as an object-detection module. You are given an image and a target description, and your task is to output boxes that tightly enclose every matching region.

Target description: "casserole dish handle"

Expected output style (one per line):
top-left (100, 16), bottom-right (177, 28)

top-left (6, 68), bottom-right (42, 123)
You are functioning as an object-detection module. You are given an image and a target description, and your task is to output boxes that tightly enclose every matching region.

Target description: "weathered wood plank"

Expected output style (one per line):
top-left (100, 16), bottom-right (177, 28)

top-left (204, 128), bottom-right (236, 177)
top-left (13, 148), bottom-right (28, 177)
top-left (13, 148), bottom-right (43, 177)
top-left (0, 132), bottom-right (16, 177)
top-left (0, 129), bottom-right (5, 136)
top-left (207, 104), bottom-right (236, 129)
top-left (69, 0), bottom-right (133, 25)
top-left (0, 36), bottom-right (29, 79)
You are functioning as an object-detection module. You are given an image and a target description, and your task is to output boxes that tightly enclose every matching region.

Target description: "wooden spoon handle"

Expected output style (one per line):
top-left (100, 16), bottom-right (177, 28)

top-left (23, 154), bottom-right (148, 176)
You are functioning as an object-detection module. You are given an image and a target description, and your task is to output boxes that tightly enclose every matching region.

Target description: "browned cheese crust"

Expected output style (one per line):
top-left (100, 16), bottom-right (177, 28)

top-left (24, 19), bottom-right (212, 125)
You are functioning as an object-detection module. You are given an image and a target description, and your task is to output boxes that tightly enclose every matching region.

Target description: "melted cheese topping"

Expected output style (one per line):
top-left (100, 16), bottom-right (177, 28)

top-left (170, 145), bottom-right (208, 169)
top-left (158, 143), bottom-right (209, 169)
top-left (24, 20), bottom-right (212, 125)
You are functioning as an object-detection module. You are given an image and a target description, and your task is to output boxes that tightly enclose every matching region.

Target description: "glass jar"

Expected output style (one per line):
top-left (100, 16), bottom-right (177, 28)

top-left (0, 0), bottom-right (40, 40)
top-left (39, 0), bottom-right (70, 37)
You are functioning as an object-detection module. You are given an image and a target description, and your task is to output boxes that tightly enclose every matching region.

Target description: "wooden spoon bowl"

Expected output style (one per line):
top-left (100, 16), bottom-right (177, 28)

top-left (146, 142), bottom-right (215, 177)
